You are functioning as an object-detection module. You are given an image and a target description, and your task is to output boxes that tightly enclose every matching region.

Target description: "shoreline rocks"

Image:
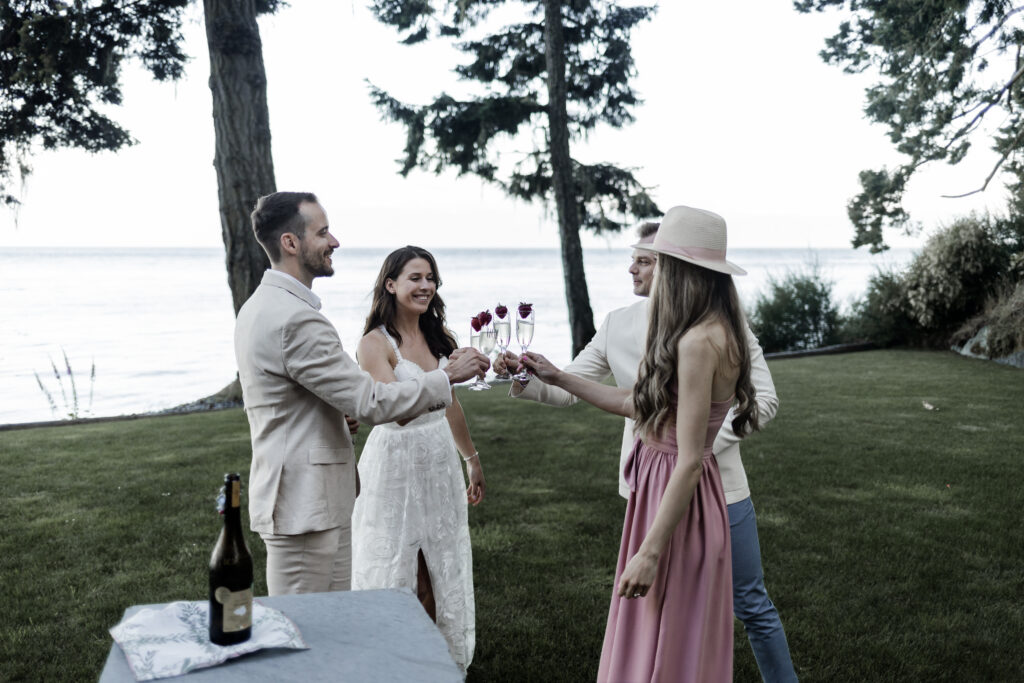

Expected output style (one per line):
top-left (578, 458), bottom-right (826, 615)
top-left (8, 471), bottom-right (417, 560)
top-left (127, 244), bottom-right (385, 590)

top-left (951, 325), bottom-right (1024, 369)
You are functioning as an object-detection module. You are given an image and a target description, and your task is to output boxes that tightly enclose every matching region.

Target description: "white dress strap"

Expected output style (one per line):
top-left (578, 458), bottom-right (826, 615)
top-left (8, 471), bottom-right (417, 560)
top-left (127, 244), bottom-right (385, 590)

top-left (378, 325), bottom-right (404, 362)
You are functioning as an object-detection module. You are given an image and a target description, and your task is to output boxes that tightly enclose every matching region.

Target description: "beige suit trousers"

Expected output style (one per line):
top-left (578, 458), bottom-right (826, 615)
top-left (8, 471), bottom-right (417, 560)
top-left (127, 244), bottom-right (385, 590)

top-left (260, 521), bottom-right (351, 595)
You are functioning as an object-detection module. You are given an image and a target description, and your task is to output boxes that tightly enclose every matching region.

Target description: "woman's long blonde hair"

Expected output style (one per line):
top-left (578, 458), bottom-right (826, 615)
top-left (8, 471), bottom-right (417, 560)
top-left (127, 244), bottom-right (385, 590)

top-left (632, 256), bottom-right (759, 439)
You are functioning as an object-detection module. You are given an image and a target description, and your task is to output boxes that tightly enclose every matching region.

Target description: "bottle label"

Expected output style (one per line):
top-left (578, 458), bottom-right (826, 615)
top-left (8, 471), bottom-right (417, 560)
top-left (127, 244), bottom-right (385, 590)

top-left (231, 479), bottom-right (240, 508)
top-left (214, 586), bottom-right (253, 632)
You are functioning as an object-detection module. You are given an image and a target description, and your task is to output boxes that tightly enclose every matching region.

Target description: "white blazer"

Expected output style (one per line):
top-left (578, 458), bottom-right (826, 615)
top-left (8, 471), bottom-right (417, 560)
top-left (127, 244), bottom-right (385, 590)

top-left (235, 270), bottom-right (452, 535)
top-left (514, 298), bottom-right (778, 503)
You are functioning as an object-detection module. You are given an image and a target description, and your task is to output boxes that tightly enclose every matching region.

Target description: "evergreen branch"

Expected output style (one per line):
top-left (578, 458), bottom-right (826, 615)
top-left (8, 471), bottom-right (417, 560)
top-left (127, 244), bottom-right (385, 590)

top-left (970, 5), bottom-right (1024, 51)
top-left (1014, 44), bottom-right (1023, 110)
top-left (371, 0), bottom-right (481, 42)
top-left (943, 60), bottom-right (1024, 149)
top-left (942, 122), bottom-right (1024, 198)
top-left (949, 98), bottom-right (994, 123)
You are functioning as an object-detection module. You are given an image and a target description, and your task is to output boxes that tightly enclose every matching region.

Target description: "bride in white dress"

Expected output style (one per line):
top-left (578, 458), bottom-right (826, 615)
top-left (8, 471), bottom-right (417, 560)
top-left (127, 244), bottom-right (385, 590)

top-left (351, 246), bottom-right (486, 672)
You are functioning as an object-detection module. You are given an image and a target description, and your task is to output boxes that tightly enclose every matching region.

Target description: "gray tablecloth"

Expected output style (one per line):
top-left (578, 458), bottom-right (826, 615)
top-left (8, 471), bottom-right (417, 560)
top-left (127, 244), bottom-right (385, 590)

top-left (100, 588), bottom-right (462, 682)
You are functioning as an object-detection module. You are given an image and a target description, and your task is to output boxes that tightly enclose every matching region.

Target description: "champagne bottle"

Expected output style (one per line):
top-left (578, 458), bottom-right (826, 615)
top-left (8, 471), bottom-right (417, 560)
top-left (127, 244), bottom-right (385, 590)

top-left (209, 473), bottom-right (253, 645)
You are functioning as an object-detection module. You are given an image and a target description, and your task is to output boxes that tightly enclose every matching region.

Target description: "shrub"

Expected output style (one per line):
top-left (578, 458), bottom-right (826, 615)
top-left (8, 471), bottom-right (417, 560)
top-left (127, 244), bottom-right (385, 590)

top-left (840, 267), bottom-right (917, 346)
top-left (842, 213), bottom-right (1021, 349)
top-left (750, 264), bottom-right (841, 353)
top-left (902, 214), bottom-right (1011, 344)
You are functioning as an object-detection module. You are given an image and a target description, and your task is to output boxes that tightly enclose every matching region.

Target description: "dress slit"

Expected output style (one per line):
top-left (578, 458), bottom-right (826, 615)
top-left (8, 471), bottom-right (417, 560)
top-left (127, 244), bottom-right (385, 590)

top-left (416, 548), bottom-right (437, 622)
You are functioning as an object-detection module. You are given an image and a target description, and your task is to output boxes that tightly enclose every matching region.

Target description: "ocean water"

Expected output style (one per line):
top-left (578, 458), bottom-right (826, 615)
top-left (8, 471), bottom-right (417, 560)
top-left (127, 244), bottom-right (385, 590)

top-left (0, 246), bottom-right (913, 425)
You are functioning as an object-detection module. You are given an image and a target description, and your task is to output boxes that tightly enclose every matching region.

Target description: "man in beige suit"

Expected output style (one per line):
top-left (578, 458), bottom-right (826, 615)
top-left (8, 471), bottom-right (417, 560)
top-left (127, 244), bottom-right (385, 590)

top-left (235, 191), bottom-right (489, 596)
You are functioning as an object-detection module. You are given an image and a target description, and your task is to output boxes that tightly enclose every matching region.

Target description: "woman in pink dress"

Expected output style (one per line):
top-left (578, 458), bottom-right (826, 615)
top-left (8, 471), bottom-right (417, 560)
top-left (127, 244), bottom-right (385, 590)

top-left (520, 205), bottom-right (759, 682)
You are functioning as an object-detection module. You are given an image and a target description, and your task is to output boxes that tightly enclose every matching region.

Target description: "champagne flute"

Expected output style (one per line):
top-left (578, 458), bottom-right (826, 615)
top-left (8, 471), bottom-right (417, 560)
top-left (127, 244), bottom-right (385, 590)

top-left (512, 303), bottom-right (534, 382)
top-left (468, 315), bottom-right (494, 391)
top-left (493, 303), bottom-right (512, 380)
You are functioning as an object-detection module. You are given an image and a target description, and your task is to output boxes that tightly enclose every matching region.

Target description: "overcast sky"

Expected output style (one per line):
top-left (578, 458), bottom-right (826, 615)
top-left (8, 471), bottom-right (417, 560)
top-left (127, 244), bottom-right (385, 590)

top-left (0, 1), bottom-right (1011, 249)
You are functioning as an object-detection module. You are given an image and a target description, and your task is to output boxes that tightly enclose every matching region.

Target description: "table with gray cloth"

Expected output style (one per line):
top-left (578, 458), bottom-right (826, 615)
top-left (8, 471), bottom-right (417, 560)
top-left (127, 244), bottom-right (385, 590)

top-left (100, 588), bottom-right (462, 682)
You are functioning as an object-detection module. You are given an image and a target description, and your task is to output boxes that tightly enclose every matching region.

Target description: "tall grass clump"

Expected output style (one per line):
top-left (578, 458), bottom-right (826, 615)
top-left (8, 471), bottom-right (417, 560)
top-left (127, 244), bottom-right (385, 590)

top-left (33, 349), bottom-right (95, 420)
top-left (983, 280), bottom-right (1024, 356)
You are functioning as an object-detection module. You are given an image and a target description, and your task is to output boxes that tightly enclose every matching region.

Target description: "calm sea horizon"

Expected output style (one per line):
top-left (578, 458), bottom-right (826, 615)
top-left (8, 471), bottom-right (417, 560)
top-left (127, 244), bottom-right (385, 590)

top-left (0, 245), bottom-right (914, 425)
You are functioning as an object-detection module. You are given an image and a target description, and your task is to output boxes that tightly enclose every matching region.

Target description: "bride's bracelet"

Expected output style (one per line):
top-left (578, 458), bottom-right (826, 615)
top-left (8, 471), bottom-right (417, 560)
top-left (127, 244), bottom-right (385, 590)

top-left (462, 452), bottom-right (479, 462)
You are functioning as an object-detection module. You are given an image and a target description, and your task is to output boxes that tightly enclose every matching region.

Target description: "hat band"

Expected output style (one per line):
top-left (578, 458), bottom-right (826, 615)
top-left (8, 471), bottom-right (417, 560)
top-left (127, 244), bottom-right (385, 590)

top-left (659, 244), bottom-right (728, 262)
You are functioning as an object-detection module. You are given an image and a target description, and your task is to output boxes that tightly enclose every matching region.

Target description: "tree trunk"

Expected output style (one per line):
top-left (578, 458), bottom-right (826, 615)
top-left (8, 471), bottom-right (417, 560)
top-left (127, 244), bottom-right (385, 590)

top-left (543, 0), bottom-right (595, 357)
top-left (203, 0), bottom-right (275, 317)
top-left (202, 0), bottom-right (276, 402)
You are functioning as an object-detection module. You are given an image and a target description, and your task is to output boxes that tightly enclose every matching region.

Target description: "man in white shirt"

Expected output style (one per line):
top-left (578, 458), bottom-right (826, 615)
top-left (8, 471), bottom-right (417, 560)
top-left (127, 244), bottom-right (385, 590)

top-left (496, 222), bottom-right (797, 682)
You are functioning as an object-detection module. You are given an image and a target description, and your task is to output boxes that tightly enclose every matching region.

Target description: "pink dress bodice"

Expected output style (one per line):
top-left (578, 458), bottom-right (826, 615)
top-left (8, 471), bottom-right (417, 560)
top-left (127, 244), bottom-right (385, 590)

top-left (637, 396), bottom-right (734, 457)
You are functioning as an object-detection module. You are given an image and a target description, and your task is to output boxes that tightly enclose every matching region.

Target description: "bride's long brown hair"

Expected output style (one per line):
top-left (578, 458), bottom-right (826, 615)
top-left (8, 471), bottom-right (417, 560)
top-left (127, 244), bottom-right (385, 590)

top-left (632, 256), bottom-right (759, 439)
top-left (363, 246), bottom-right (457, 359)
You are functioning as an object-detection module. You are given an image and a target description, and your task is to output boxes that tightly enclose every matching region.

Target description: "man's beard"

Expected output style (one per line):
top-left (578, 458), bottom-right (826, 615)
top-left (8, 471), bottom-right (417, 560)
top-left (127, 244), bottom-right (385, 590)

top-left (300, 245), bottom-right (334, 278)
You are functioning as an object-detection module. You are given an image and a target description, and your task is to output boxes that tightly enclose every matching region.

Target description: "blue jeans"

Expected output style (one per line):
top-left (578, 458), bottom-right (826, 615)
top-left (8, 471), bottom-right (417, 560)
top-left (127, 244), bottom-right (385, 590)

top-left (728, 497), bottom-right (798, 682)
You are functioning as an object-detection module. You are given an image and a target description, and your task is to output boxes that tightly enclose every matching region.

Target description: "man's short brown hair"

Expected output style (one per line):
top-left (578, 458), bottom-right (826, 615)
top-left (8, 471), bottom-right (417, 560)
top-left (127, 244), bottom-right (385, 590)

top-left (251, 192), bottom-right (319, 262)
top-left (636, 221), bottom-right (659, 240)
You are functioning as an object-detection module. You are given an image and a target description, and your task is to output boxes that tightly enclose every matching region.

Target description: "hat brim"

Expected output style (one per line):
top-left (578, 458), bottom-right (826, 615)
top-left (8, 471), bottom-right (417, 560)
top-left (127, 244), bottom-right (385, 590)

top-left (630, 242), bottom-right (746, 275)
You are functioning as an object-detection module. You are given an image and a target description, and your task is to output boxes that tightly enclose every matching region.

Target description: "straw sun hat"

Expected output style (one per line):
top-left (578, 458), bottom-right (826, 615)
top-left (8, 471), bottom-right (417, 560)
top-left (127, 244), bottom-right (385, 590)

top-left (631, 205), bottom-right (746, 276)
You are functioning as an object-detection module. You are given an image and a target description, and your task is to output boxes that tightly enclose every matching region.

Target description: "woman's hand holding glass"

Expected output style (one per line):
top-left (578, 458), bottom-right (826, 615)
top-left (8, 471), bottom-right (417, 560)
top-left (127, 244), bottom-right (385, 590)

top-left (517, 351), bottom-right (563, 385)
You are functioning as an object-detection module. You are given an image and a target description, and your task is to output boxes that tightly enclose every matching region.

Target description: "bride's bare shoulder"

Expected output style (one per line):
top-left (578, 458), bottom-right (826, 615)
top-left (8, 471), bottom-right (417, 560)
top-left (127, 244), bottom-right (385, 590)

top-left (356, 329), bottom-right (394, 365)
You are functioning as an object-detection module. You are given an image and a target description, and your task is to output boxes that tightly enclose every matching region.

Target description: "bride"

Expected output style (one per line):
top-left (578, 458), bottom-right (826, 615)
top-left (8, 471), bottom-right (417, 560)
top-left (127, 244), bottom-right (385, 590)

top-left (351, 245), bottom-right (485, 672)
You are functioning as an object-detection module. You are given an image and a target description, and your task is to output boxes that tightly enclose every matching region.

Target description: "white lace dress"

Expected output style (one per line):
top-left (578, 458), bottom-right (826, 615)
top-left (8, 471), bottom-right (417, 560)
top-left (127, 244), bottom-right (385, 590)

top-left (351, 327), bottom-right (475, 671)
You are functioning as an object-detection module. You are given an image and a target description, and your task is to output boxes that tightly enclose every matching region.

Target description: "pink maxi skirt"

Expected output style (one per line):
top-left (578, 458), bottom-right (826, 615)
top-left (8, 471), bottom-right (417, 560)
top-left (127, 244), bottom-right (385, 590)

top-left (597, 435), bottom-right (733, 683)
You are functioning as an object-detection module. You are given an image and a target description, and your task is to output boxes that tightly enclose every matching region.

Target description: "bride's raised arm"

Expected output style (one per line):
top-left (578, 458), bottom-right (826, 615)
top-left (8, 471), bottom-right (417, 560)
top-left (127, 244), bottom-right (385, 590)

top-left (518, 351), bottom-right (632, 417)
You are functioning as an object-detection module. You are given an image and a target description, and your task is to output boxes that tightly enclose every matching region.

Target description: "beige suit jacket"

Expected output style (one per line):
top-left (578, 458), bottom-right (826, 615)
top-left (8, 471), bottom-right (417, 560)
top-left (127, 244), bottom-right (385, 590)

top-left (235, 270), bottom-right (452, 535)
top-left (515, 298), bottom-right (778, 503)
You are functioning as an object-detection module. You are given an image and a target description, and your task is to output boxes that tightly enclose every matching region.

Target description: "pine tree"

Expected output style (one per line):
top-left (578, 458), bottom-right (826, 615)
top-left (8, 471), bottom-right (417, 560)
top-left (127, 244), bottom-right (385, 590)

top-left (369, 0), bottom-right (661, 354)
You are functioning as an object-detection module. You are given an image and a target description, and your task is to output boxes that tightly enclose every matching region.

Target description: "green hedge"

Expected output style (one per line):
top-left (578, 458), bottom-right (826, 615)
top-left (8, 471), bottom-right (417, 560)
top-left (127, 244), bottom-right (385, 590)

top-left (750, 265), bottom-right (841, 353)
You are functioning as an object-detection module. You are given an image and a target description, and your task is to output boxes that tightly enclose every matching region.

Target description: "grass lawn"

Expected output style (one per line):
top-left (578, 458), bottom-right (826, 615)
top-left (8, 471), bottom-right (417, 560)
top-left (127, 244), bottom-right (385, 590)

top-left (1, 349), bottom-right (1022, 681)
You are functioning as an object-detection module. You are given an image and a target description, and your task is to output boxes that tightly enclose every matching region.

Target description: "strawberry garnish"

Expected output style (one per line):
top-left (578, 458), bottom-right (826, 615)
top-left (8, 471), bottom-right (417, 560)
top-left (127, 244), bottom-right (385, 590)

top-left (495, 303), bottom-right (508, 319)
top-left (479, 309), bottom-right (492, 326)
top-left (470, 316), bottom-right (482, 332)
top-left (518, 302), bottom-right (533, 318)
